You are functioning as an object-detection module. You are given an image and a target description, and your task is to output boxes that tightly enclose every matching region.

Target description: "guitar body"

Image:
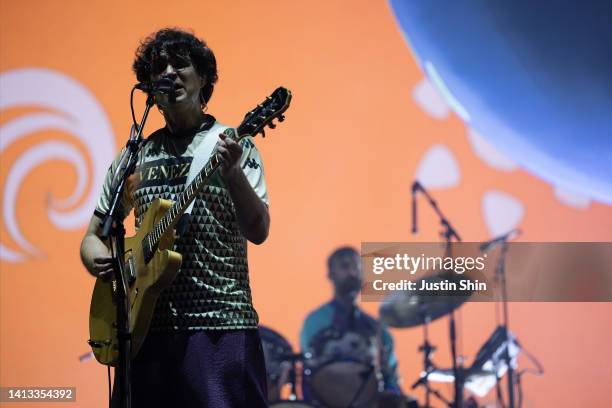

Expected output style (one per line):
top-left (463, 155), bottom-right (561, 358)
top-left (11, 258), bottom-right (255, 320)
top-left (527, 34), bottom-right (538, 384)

top-left (88, 198), bottom-right (182, 366)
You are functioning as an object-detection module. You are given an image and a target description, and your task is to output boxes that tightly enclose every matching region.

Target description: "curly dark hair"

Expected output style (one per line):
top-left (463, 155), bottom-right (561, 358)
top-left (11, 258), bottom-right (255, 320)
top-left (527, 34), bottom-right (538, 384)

top-left (133, 28), bottom-right (218, 103)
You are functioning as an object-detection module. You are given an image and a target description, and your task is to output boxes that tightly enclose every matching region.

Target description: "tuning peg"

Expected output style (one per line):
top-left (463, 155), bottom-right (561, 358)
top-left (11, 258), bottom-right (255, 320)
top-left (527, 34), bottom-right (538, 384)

top-left (268, 122), bottom-right (276, 129)
top-left (277, 114), bottom-right (285, 122)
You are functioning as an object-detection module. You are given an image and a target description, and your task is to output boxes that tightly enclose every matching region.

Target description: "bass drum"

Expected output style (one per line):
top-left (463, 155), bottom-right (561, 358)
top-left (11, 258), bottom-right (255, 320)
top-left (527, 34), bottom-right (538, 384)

top-left (307, 359), bottom-right (380, 408)
top-left (303, 328), bottom-right (382, 408)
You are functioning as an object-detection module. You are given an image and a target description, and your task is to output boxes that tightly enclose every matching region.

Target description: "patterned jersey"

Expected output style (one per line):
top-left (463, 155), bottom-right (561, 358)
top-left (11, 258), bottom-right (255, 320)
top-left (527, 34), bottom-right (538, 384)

top-left (94, 118), bottom-right (268, 330)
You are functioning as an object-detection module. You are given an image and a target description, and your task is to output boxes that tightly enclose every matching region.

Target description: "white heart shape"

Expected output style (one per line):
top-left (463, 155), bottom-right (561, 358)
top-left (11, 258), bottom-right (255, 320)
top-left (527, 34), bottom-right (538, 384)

top-left (412, 77), bottom-right (451, 120)
top-left (415, 144), bottom-right (461, 189)
top-left (554, 186), bottom-right (591, 210)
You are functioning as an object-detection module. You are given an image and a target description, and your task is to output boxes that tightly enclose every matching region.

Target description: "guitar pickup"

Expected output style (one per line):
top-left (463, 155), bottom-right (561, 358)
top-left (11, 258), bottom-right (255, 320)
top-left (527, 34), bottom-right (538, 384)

top-left (142, 235), bottom-right (154, 264)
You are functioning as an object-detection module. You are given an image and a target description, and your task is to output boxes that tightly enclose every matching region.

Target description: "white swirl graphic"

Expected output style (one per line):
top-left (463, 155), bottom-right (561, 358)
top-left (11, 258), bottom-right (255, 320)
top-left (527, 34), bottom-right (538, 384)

top-left (0, 68), bottom-right (116, 262)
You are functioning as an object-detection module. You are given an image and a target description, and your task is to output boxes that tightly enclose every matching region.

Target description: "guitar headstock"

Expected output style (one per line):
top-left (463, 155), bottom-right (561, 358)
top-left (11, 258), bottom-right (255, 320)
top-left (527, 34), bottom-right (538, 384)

top-left (236, 87), bottom-right (292, 139)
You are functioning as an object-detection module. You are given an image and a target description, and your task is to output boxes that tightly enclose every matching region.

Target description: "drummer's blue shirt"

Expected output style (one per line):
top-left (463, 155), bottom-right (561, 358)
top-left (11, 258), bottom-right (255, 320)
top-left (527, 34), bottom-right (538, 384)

top-left (300, 299), bottom-right (401, 392)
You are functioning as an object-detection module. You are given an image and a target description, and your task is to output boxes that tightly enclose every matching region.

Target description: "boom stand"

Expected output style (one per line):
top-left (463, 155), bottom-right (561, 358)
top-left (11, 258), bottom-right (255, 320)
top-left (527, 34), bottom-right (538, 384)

top-left (415, 184), bottom-right (465, 408)
top-left (496, 241), bottom-right (516, 408)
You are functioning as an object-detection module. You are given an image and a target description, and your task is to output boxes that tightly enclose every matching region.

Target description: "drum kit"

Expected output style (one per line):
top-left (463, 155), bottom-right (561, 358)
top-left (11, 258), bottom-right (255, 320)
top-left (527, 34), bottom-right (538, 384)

top-left (260, 323), bottom-right (418, 408)
top-left (261, 271), bottom-right (526, 407)
top-left (260, 182), bottom-right (536, 407)
top-left (259, 270), bottom-right (499, 407)
top-left (259, 271), bottom-right (499, 408)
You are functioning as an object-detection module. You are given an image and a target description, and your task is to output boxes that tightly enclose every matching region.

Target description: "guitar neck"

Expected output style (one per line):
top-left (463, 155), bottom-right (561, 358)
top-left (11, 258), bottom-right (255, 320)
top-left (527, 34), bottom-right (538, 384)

top-left (149, 130), bottom-right (247, 248)
top-left (145, 86), bottom-right (291, 250)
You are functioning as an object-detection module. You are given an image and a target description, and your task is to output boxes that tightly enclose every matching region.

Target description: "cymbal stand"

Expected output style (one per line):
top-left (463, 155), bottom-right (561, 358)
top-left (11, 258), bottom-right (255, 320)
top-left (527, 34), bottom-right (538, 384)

top-left (414, 316), bottom-right (435, 407)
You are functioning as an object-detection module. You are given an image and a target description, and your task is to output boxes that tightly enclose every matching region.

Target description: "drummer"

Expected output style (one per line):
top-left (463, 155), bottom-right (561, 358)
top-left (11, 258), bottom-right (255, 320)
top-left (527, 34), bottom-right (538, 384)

top-left (300, 246), bottom-right (402, 394)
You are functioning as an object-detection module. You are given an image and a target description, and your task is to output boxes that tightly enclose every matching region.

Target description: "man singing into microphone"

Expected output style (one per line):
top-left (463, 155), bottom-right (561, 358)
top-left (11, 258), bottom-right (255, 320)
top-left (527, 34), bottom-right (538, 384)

top-left (80, 28), bottom-right (269, 407)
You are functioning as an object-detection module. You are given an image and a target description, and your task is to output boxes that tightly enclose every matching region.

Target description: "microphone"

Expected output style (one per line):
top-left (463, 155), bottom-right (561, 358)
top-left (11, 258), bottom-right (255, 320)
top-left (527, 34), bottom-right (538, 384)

top-left (134, 77), bottom-right (176, 101)
top-left (412, 181), bottom-right (421, 234)
top-left (480, 229), bottom-right (521, 252)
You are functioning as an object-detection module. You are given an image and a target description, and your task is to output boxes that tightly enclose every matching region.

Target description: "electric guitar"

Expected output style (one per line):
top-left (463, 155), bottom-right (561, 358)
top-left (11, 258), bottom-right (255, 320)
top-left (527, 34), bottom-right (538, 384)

top-left (88, 87), bottom-right (292, 366)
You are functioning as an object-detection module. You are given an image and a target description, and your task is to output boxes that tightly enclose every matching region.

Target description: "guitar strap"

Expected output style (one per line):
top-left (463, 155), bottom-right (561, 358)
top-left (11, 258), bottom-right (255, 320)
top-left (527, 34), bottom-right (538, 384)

top-left (183, 121), bottom-right (229, 215)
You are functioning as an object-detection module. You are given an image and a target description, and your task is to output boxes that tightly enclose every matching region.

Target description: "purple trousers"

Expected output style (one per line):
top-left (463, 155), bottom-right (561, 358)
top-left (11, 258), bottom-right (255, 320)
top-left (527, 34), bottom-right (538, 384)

top-left (112, 330), bottom-right (268, 408)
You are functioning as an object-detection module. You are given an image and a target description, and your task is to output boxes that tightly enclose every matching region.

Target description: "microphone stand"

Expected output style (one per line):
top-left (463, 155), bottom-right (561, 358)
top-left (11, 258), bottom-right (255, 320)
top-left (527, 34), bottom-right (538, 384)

top-left (480, 230), bottom-right (520, 408)
top-left (412, 182), bottom-right (464, 408)
top-left (100, 91), bottom-right (156, 408)
top-left (497, 240), bottom-right (515, 408)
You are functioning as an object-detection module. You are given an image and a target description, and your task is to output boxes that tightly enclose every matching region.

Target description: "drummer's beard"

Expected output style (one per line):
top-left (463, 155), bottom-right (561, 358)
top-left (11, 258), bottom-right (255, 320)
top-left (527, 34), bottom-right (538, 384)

top-left (336, 276), bottom-right (362, 296)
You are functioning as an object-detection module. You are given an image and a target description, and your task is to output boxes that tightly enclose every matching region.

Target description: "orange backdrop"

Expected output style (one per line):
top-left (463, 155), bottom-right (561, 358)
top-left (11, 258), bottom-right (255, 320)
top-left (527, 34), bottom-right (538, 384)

top-left (1, 1), bottom-right (611, 407)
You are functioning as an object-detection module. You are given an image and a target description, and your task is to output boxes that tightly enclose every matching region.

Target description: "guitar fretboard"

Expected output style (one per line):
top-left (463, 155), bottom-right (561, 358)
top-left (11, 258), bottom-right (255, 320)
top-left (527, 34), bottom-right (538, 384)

top-left (148, 149), bottom-right (224, 247)
top-left (143, 86), bottom-right (290, 253)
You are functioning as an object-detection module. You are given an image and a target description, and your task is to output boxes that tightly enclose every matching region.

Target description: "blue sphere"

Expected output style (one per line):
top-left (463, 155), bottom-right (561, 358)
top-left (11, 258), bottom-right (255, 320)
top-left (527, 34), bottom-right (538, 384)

top-left (390, 0), bottom-right (612, 203)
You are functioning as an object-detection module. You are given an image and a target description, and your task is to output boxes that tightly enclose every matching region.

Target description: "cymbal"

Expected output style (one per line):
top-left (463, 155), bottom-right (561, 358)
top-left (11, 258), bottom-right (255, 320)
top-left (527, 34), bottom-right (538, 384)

top-left (379, 272), bottom-right (472, 328)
